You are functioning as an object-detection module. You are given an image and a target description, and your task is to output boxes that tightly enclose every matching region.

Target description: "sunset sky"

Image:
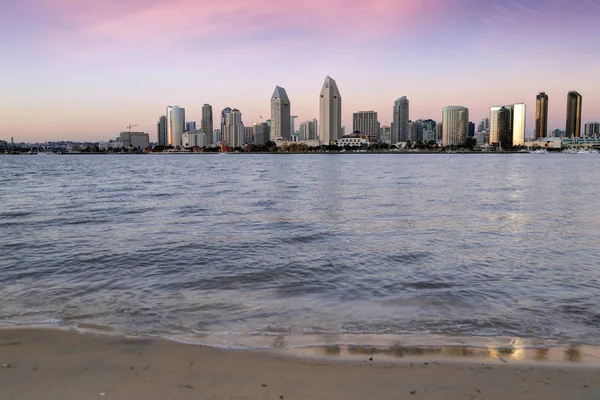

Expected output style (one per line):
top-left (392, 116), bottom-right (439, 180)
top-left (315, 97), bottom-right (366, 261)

top-left (2, 0), bottom-right (599, 142)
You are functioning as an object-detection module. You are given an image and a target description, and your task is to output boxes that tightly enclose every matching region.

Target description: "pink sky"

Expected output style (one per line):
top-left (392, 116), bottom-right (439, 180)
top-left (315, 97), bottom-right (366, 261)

top-left (1, 0), bottom-right (599, 142)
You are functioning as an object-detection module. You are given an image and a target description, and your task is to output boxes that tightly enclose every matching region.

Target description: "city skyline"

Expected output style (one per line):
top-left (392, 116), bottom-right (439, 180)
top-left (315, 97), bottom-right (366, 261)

top-left (2, 0), bottom-right (600, 142)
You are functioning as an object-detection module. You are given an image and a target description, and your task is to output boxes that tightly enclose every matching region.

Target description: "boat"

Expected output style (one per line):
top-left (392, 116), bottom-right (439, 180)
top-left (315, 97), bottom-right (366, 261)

top-left (531, 149), bottom-right (548, 154)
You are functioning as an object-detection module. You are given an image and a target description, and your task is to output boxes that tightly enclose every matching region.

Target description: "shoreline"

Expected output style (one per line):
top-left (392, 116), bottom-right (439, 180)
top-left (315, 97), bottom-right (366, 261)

top-left (1, 329), bottom-right (599, 399)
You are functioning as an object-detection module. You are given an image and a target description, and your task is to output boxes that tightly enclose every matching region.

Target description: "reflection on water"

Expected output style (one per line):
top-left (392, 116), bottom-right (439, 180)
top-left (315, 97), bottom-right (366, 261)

top-left (291, 341), bottom-right (600, 364)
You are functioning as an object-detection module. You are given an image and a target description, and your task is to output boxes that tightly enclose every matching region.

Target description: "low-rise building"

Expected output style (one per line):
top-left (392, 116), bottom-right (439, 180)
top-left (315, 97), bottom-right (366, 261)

top-left (118, 132), bottom-right (149, 149)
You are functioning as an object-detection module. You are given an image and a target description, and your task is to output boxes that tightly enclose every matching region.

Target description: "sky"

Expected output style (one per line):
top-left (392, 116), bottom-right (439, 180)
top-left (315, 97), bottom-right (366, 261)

top-left (1, 0), bottom-right (599, 142)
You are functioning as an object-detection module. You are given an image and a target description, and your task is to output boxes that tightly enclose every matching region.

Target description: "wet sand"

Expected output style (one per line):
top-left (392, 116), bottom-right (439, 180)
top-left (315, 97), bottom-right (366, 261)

top-left (1, 329), bottom-right (599, 400)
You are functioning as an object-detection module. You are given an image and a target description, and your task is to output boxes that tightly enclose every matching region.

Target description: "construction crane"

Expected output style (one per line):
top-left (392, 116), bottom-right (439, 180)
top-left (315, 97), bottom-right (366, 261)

top-left (126, 124), bottom-right (139, 132)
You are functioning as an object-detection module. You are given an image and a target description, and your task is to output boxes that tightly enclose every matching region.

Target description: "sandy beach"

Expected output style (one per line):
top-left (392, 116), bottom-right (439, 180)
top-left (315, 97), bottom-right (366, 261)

top-left (1, 329), bottom-right (599, 399)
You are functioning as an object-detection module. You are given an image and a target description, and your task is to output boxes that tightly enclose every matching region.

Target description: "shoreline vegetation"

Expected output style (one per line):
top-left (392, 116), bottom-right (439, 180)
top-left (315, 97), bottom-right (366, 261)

top-left (1, 329), bottom-right (599, 400)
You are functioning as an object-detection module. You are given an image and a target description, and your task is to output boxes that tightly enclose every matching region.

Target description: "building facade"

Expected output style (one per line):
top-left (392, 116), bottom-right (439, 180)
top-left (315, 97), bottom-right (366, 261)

top-left (167, 106), bottom-right (185, 147)
top-left (224, 109), bottom-right (244, 147)
top-left (185, 121), bottom-right (196, 132)
top-left (535, 92), bottom-right (549, 139)
top-left (489, 103), bottom-right (526, 148)
top-left (566, 91), bottom-right (582, 138)
top-left (299, 119), bottom-right (317, 141)
top-left (319, 76), bottom-right (342, 145)
top-left (442, 106), bottom-right (469, 147)
top-left (392, 96), bottom-right (409, 143)
top-left (253, 122), bottom-right (271, 145)
top-left (157, 115), bottom-right (167, 146)
top-left (118, 132), bottom-right (149, 149)
top-left (271, 86), bottom-right (291, 140)
top-left (352, 111), bottom-right (379, 142)
top-left (584, 121), bottom-right (600, 136)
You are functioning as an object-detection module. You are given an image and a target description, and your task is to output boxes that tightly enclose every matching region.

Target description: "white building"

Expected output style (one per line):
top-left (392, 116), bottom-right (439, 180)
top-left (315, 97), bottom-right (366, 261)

top-left (299, 119), bottom-right (317, 141)
top-left (336, 137), bottom-right (370, 147)
top-left (167, 105), bottom-right (185, 147)
top-left (442, 106), bottom-right (469, 146)
top-left (271, 86), bottom-right (291, 140)
top-left (585, 121), bottom-right (600, 136)
top-left (182, 131), bottom-right (207, 148)
top-left (319, 76), bottom-right (342, 145)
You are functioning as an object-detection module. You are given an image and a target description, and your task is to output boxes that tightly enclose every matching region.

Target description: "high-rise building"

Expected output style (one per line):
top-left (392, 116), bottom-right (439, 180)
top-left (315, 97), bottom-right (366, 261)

top-left (408, 120), bottom-right (424, 143)
top-left (392, 96), bottom-right (409, 143)
top-left (224, 109), bottom-right (244, 148)
top-left (244, 126), bottom-right (254, 144)
top-left (442, 106), bottom-right (469, 147)
top-left (271, 86), bottom-right (291, 140)
top-left (468, 122), bottom-right (475, 138)
top-left (478, 118), bottom-right (490, 132)
top-left (512, 103), bottom-right (526, 146)
top-left (167, 106), bottom-right (185, 147)
top-left (290, 116), bottom-right (298, 139)
top-left (186, 121), bottom-right (196, 132)
top-left (220, 107), bottom-right (232, 143)
top-left (352, 111), bottom-right (380, 142)
top-left (436, 122), bottom-right (443, 141)
top-left (319, 76), bottom-right (342, 144)
top-left (202, 104), bottom-right (213, 145)
top-left (253, 122), bottom-right (271, 145)
top-left (584, 121), bottom-right (600, 136)
top-left (213, 129), bottom-right (223, 144)
top-left (379, 125), bottom-right (391, 143)
top-left (566, 91), bottom-right (582, 137)
top-left (489, 103), bottom-right (526, 148)
top-left (157, 115), bottom-right (167, 146)
top-left (535, 92), bottom-right (549, 139)
top-left (299, 119), bottom-right (317, 141)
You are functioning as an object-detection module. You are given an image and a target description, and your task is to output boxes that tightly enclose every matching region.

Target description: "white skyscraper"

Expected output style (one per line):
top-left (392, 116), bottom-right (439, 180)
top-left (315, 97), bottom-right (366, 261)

top-left (299, 119), bottom-right (318, 141)
top-left (319, 76), bottom-right (342, 145)
top-left (442, 106), bottom-right (469, 147)
top-left (392, 96), bottom-right (409, 143)
top-left (512, 103), bottom-right (526, 146)
top-left (271, 86), bottom-right (291, 140)
top-left (224, 109), bottom-right (244, 148)
top-left (167, 106), bottom-right (185, 147)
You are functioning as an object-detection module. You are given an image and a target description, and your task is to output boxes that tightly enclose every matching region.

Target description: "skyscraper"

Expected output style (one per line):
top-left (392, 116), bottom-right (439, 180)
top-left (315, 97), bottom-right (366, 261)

top-left (167, 106), bottom-right (185, 147)
top-left (202, 104), bottom-right (213, 145)
top-left (185, 121), bottom-right (196, 132)
top-left (535, 92), bottom-right (548, 139)
top-left (253, 122), bottom-right (271, 145)
top-left (220, 107), bottom-right (232, 143)
top-left (299, 119), bottom-right (317, 141)
top-left (290, 116), bottom-right (298, 137)
top-left (319, 76), bottom-right (342, 145)
top-left (224, 109), bottom-right (244, 148)
top-left (271, 86), bottom-right (291, 140)
top-left (489, 103), bottom-right (526, 148)
top-left (468, 122), bottom-right (475, 138)
top-left (408, 120), bottom-right (424, 143)
top-left (157, 115), bottom-right (167, 146)
top-left (442, 106), bottom-right (469, 147)
top-left (392, 97), bottom-right (409, 143)
top-left (352, 111), bottom-right (380, 142)
top-left (566, 91), bottom-right (582, 138)
top-left (478, 118), bottom-right (490, 133)
top-left (584, 121), bottom-right (600, 136)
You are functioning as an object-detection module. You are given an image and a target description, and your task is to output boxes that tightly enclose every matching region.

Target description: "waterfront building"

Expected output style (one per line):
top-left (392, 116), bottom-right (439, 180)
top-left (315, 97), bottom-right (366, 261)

top-left (353, 111), bottom-right (380, 142)
top-left (442, 106), bottom-right (469, 146)
top-left (290, 116), bottom-right (298, 139)
top-left (213, 129), bottom-right (223, 144)
top-left (468, 122), bottom-right (475, 138)
top-left (392, 96), bottom-right (409, 143)
top-left (220, 107), bottom-right (232, 144)
top-left (436, 122), bottom-right (443, 141)
top-left (185, 121), bottom-right (196, 132)
top-left (566, 91), bottom-right (583, 137)
top-left (535, 92), bottom-right (549, 139)
top-left (379, 125), bottom-right (391, 143)
top-left (489, 103), bottom-right (526, 148)
top-left (224, 109), bottom-right (244, 147)
top-left (157, 115), bottom-right (167, 146)
top-left (584, 121), bottom-right (600, 136)
top-left (271, 86), bottom-right (291, 140)
top-left (253, 122), bottom-right (271, 145)
top-left (182, 130), bottom-right (205, 148)
top-left (244, 126), bottom-right (254, 144)
top-left (478, 118), bottom-right (490, 132)
top-left (408, 120), bottom-right (424, 143)
top-left (319, 76), bottom-right (342, 145)
top-left (118, 132), bottom-right (149, 149)
top-left (167, 106), bottom-right (185, 147)
top-left (336, 137), bottom-right (370, 147)
top-left (299, 119), bottom-right (317, 141)
top-left (202, 104), bottom-right (213, 145)
top-left (549, 128), bottom-right (564, 138)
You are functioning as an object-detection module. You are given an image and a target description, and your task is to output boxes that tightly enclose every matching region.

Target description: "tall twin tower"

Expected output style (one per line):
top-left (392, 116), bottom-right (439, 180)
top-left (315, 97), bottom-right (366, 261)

top-left (271, 76), bottom-right (342, 144)
top-left (535, 91), bottom-right (582, 139)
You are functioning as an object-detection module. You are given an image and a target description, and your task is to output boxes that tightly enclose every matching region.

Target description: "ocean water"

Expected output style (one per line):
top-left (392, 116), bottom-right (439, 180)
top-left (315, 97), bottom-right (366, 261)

top-left (1, 153), bottom-right (600, 349)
